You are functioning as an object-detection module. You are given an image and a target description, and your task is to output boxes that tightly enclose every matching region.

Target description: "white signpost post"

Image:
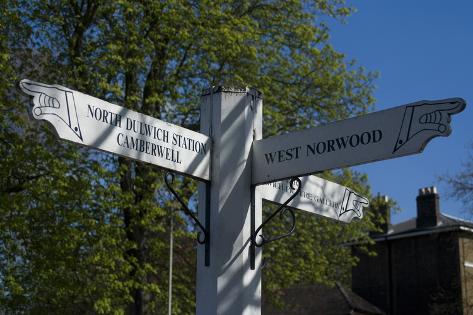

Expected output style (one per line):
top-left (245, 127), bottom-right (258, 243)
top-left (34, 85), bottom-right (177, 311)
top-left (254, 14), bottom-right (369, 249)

top-left (20, 79), bottom-right (466, 315)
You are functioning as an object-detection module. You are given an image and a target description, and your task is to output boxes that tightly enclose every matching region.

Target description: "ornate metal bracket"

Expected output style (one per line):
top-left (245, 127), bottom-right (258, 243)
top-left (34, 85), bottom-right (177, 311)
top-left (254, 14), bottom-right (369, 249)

top-left (164, 172), bottom-right (210, 266)
top-left (250, 177), bottom-right (301, 269)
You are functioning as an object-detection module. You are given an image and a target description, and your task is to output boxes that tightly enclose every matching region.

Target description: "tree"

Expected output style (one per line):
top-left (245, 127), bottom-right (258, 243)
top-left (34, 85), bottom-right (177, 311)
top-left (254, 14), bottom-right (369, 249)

top-left (443, 144), bottom-right (473, 213)
top-left (1, 0), bottom-right (377, 314)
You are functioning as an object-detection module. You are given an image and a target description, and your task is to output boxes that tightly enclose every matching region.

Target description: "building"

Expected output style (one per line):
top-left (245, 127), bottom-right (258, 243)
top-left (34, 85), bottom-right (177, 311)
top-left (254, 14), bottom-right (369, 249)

top-left (352, 187), bottom-right (473, 314)
top-left (263, 283), bottom-right (385, 315)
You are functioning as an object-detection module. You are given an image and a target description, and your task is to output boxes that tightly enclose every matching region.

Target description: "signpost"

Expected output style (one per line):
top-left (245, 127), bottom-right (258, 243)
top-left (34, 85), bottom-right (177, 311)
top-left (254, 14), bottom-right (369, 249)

top-left (19, 79), bottom-right (211, 181)
top-left (259, 175), bottom-right (369, 223)
top-left (252, 98), bottom-right (466, 184)
top-left (20, 79), bottom-right (466, 315)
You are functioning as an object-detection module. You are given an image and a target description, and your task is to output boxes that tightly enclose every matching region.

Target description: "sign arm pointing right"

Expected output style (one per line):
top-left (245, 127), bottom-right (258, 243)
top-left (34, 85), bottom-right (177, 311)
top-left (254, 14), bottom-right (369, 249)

top-left (252, 98), bottom-right (466, 185)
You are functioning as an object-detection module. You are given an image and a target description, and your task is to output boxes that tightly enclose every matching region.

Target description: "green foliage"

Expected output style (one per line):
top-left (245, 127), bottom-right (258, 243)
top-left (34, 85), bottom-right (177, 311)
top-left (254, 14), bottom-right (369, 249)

top-left (1, 0), bottom-right (378, 314)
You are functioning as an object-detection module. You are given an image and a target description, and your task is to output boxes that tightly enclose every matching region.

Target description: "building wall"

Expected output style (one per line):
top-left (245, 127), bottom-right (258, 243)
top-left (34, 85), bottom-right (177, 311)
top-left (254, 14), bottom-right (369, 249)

top-left (352, 232), bottom-right (463, 315)
top-left (459, 236), bottom-right (473, 314)
top-left (352, 243), bottom-right (391, 313)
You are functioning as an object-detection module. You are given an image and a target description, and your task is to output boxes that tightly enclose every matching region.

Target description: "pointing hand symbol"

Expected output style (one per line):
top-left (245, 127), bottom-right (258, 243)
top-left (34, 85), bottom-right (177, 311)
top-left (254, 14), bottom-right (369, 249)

top-left (393, 98), bottom-right (465, 153)
top-left (20, 79), bottom-right (83, 141)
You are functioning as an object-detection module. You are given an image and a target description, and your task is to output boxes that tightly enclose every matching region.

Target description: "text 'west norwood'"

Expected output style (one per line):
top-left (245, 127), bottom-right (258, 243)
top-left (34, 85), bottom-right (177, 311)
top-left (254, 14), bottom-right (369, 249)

top-left (264, 129), bottom-right (383, 164)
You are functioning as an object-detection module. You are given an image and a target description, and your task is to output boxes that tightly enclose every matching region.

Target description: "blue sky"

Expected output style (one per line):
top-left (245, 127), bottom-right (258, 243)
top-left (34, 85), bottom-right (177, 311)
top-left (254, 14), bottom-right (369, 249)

top-left (327, 1), bottom-right (473, 223)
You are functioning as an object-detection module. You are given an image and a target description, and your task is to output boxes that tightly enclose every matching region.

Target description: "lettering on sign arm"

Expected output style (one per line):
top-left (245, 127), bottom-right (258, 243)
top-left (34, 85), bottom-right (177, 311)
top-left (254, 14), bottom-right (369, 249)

top-left (264, 146), bottom-right (302, 164)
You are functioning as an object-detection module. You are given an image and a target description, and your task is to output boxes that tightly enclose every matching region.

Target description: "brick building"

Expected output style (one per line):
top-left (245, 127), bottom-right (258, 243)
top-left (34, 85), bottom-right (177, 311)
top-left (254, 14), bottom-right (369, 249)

top-left (352, 187), bottom-right (473, 314)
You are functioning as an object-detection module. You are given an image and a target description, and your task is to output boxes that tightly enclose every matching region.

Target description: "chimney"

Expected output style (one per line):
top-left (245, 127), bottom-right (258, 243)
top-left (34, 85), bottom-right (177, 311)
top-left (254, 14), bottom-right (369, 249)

top-left (416, 186), bottom-right (440, 228)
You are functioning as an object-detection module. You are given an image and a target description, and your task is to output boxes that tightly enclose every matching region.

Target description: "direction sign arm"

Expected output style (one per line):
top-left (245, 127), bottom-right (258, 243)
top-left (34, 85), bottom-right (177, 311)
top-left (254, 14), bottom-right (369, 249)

top-left (19, 79), bottom-right (212, 181)
top-left (253, 98), bottom-right (466, 184)
top-left (259, 175), bottom-right (369, 223)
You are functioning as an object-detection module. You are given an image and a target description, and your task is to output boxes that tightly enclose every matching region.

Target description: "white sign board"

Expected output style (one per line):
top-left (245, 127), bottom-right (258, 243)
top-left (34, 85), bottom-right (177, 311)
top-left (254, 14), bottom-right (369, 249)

top-left (260, 175), bottom-right (369, 223)
top-left (20, 79), bottom-right (211, 181)
top-left (253, 98), bottom-right (465, 184)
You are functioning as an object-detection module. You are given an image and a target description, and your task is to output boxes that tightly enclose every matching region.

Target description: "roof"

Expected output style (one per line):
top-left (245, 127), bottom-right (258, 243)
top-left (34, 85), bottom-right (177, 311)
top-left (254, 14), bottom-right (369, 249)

top-left (373, 213), bottom-right (473, 241)
top-left (263, 282), bottom-right (385, 315)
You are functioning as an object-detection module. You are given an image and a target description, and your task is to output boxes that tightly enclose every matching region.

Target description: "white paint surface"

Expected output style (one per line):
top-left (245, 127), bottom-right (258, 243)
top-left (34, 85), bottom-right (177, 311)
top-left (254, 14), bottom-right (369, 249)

top-left (253, 98), bottom-right (465, 184)
top-left (259, 175), bottom-right (369, 223)
top-left (197, 88), bottom-right (262, 315)
top-left (20, 79), bottom-right (211, 181)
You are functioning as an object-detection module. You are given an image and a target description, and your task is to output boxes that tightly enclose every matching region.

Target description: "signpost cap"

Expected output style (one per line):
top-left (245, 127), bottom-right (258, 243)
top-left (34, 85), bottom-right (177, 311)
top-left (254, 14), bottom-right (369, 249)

top-left (201, 86), bottom-right (262, 98)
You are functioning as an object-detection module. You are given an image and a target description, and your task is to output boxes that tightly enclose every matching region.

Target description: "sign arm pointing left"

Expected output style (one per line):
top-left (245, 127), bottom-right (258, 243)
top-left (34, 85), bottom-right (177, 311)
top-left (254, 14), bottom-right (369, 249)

top-left (20, 79), bottom-right (212, 181)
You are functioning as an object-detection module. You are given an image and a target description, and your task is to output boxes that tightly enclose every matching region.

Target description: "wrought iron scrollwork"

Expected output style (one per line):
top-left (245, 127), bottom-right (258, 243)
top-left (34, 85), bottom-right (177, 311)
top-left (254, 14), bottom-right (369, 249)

top-left (164, 172), bottom-right (208, 245)
top-left (251, 177), bottom-right (301, 248)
